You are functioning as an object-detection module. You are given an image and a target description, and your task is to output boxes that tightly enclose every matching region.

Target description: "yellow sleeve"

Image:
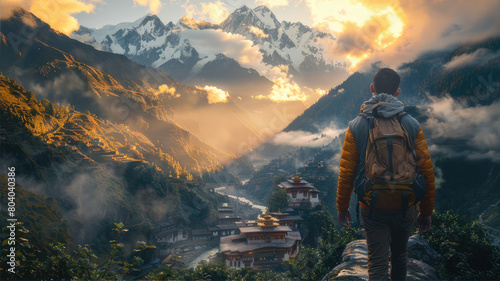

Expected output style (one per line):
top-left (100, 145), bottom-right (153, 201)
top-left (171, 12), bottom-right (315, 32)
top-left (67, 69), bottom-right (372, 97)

top-left (337, 127), bottom-right (359, 211)
top-left (415, 127), bottom-right (436, 216)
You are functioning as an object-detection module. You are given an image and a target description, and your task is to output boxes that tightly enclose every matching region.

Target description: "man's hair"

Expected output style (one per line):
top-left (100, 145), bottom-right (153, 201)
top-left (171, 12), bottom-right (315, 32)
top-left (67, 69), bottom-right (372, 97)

top-left (373, 68), bottom-right (401, 95)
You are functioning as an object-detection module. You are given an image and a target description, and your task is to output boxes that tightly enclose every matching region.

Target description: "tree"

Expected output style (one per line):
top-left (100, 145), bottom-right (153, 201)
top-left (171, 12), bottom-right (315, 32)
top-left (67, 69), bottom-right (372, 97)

top-left (303, 205), bottom-right (336, 246)
top-left (272, 174), bottom-right (288, 185)
top-left (267, 188), bottom-right (289, 212)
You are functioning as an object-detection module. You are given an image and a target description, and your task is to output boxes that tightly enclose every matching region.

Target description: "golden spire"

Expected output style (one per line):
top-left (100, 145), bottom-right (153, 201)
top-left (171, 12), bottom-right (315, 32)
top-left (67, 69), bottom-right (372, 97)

top-left (293, 171), bottom-right (301, 182)
top-left (257, 213), bottom-right (279, 229)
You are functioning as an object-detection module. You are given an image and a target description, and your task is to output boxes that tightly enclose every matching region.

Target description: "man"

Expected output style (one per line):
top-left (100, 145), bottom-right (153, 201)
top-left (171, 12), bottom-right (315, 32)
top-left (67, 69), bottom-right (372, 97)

top-left (336, 68), bottom-right (435, 281)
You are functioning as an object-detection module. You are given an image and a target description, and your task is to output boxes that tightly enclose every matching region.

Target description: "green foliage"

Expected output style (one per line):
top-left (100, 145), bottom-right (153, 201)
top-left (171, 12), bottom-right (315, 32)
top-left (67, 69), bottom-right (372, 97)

top-left (178, 186), bottom-right (219, 226)
top-left (123, 162), bottom-right (219, 226)
top-left (0, 221), bottom-right (155, 280)
top-left (146, 262), bottom-right (288, 281)
top-left (267, 188), bottom-right (289, 212)
top-left (126, 163), bottom-right (175, 196)
top-left (272, 174), bottom-right (288, 185)
top-left (0, 175), bottom-right (72, 254)
top-left (422, 210), bottom-right (500, 280)
top-left (287, 226), bottom-right (358, 281)
top-left (301, 205), bottom-right (336, 246)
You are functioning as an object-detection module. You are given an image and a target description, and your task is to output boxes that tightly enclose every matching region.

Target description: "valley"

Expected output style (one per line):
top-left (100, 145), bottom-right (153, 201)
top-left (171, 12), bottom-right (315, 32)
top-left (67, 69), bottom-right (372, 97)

top-left (1, 1), bottom-right (500, 280)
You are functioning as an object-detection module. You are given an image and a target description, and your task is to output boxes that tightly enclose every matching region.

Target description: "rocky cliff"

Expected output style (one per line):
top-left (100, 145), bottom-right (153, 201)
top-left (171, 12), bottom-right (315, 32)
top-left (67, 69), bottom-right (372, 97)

top-left (322, 235), bottom-right (442, 281)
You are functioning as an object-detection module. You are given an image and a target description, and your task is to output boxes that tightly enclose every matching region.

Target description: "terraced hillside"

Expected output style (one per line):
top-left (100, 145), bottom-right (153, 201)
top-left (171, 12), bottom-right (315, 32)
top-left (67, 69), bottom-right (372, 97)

top-left (0, 75), bottom-right (221, 244)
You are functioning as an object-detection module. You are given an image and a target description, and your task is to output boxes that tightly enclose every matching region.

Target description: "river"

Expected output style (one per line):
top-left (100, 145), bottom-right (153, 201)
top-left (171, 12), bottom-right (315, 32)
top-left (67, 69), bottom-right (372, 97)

top-left (478, 199), bottom-right (500, 245)
top-left (187, 246), bottom-right (220, 268)
top-left (186, 186), bottom-right (267, 267)
top-left (214, 186), bottom-right (267, 214)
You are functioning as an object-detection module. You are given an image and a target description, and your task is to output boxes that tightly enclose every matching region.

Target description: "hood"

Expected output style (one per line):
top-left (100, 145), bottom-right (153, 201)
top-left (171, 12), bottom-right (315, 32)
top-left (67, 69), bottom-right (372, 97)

top-left (361, 93), bottom-right (404, 118)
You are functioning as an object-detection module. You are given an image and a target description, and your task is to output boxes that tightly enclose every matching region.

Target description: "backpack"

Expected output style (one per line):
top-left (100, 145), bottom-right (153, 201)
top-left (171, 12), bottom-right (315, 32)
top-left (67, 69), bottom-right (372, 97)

top-left (354, 102), bottom-right (426, 221)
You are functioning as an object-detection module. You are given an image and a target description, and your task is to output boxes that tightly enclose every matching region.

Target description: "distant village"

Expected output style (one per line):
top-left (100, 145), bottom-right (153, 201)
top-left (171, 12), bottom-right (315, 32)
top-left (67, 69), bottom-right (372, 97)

top-left (152, 174), bottom-right (320, 269)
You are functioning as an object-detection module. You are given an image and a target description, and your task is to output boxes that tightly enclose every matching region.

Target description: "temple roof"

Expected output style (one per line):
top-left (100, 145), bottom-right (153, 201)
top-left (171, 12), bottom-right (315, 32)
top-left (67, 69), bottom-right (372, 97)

top-left (220, 235), bottom-right (297, 253)
top-left (192, 229), bottom-right (212, 235)
top-left (257, 213), bottom-right (279, 228)
top-left (239, 225), bottom-right (292, 234)
top-left (219, 214), bottom-right (241, 219)
top-left (278, 175), bottom-right (315, 189)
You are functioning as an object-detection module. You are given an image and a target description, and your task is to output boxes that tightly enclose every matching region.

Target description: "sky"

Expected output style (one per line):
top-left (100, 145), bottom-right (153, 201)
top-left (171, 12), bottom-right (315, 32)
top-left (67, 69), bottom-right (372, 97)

top-left (4, 0), bottom-right (500, 71)
top-left (73, 0), bottom-right (315, 29)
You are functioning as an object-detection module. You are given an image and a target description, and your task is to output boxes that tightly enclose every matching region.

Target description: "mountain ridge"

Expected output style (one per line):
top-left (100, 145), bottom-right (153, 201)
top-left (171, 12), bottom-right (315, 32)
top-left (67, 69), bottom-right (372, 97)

top-left (1, 8), bottom-right (231, 173)
top-left (71, 5), bottom-right (348, 91)
top-left (0, 74), bottom-right (222, 244)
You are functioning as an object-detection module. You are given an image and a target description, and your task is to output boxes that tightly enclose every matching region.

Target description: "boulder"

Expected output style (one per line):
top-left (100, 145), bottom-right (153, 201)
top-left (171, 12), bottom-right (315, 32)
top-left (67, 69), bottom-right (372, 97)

top-left (342, 240), bottom-right (368, 263)
top-left (322, 235), bottom-right (441, 281)
top-left (407, 259), bottom-right (441, 281)
top-left (407, 234), bottom-right (443, 270)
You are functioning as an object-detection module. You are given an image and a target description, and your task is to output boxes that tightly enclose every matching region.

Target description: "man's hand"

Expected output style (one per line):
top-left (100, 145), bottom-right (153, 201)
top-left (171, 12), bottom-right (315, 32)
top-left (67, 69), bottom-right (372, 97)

top-left (417, 213), bottom-right (432, 234)
top-left (338, 210), bottom-right (352, 228)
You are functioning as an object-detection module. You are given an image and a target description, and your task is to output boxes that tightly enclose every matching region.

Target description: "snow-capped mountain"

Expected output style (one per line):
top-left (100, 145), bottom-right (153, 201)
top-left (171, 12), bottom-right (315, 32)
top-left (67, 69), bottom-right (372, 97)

top-left (71, 5), bottom-right (347, 93)
top-left (220, 6), bottom-right (327, 71)
top-left (219, 5), bottom-right (347, 88)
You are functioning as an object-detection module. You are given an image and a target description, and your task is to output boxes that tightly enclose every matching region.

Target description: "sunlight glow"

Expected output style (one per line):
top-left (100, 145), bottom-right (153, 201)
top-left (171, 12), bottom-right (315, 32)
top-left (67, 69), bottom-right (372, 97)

top-left (306, 0), bottom-right (405, 68)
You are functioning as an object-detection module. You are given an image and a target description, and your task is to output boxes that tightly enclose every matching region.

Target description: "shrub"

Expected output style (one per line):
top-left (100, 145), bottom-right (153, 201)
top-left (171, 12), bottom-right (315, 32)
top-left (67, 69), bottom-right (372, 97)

top-left (422, 210), bottom-right (500, 280)
top-left (146, 262), bottom-right (288, 280)
top-left (287, 226), bottom-right (358, 281)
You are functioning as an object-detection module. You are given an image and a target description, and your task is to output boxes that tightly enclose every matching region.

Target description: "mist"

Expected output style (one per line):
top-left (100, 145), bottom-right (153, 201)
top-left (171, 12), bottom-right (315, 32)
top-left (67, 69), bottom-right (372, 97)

top-left (420, 95), bottom-right (500, 163)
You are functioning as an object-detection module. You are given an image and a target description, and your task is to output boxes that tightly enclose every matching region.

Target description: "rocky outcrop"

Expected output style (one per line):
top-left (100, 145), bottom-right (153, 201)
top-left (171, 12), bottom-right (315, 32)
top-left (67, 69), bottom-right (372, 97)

top-left (407, 235), bottom-right (443, 270)
top-left (322, 235), bottom-right (442, 281)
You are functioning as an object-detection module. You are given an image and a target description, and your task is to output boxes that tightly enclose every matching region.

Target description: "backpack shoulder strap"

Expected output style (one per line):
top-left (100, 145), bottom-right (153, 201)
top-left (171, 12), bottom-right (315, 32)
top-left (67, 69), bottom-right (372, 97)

top-left (358, 112), bottom-right (372, 119)
top-left (397, 111), bottom-right (408, 122)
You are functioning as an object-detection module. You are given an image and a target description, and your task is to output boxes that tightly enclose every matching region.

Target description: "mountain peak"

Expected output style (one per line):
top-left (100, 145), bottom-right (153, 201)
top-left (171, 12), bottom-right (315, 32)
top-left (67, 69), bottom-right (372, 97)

top-left (221, 3), bottom-right (280, 31)
top-left (140, 14), bottom-right (164, 27)
top-left (253, 5), bottom-right (271, 13)
top-left (251, 5), bottom-right (280, 29)
top-left (234, 5), bottom-right (251, 14)
top-left (9, 8), bottom-right (47, 30)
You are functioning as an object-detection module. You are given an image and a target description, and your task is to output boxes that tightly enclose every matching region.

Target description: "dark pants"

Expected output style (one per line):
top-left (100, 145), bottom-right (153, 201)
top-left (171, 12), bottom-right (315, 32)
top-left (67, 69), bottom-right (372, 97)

top-left (362, 205), bottom-right (417, 281)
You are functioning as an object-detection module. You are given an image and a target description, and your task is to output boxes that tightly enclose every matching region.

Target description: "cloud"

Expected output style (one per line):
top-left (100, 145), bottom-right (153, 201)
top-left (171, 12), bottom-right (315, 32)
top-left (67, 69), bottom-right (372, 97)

top-left (255, 0), bottom-right (290, 9)
top-left (1, 0), bottom-right (30, 19)
top-left (179, 15), bottom-right (216, 29)
top-left (271, 125), bottom-right (344, 148)
top-left (196, 85), bottom-right (230, 104)
top-left (248, 26), bottom-right (269, 38)
top-left (421, 95), bottom-right (500, 162)
top-left (181, 29), bottom-right (265, 72)
top-left (133, 0), bottom-right (162, 14)
top-left (178, 29), bottom-right (325, 105)
top-left (433, 166), bottom-right (445, 190)
top-left (305, 0), bottom-right (403, 68)
top-left (267, 77), bottom-right (307, 102)
top-left (1, 0), bottom-right (97, 35)
top-left (444, 48), bottom-right (500, 70)
top-left (28, 71), bottom-right (98, 108)
top-left (320, 14), bottom-right (393, 61)
top-left (356, 0), bottom-right (500, 70)
top-left (255, 66), bottom-right (326, 104)
top-left (303, 0), bottom-right (500, 71)
top-left (182, 1), bottom-right (230, 24)
top-left (30, 0), bottom-right (95, 35)
top-left (153, 84), bottom-right (180, 98)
